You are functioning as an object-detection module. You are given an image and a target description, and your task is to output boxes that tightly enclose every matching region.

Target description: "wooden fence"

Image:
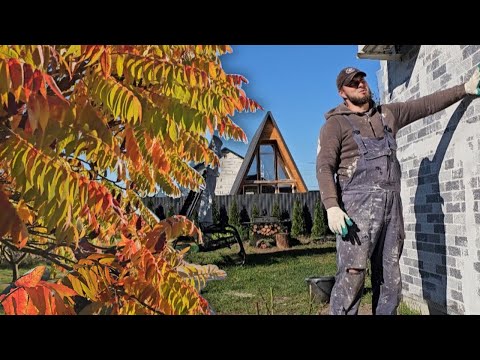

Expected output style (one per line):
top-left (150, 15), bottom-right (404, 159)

top-left (144, 191), bottom-right (322, 225)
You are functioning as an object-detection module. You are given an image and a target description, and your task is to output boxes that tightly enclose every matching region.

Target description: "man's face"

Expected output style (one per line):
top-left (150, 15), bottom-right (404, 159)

top-left (340, 75), bottom-right (372, 106)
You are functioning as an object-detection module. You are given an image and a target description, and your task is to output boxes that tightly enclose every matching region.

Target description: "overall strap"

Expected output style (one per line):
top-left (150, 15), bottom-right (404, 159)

top-left (377, 105), bottom-right (393, 134)
top-left (342, 114), bottom-right (360, 135)
top-left (342, 115), bottom-right (367, 154)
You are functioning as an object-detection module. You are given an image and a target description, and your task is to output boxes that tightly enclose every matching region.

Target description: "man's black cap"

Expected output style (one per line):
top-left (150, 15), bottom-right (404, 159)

top-left (336, 67), bottom-right (367, 90)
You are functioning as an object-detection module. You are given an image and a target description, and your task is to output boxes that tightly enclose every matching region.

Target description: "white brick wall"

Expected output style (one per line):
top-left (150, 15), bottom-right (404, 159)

top-left (377, 45), bottom-right (480, 314)
top-left (215, 151), bottom-right (244, 195)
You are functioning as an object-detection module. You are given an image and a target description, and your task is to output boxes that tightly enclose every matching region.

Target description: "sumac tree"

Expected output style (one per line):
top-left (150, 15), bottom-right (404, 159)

top-left (0, 45), bottom-right (260, 314)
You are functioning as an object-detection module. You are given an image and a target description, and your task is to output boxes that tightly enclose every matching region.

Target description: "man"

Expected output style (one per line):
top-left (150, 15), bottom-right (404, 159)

top-left (316, 65), bottom-right (480, 315)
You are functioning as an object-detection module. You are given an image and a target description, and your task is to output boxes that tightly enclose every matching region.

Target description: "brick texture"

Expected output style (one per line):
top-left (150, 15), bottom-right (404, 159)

top-left (377, 45), bottom-right (480, 314)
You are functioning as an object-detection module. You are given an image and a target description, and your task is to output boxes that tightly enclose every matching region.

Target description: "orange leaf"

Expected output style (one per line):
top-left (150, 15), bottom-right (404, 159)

top-left (3, 288), bottom-right (30, 314)
top-left (205, 115), bottom-right (214, 134)
top-left (0, 188), bottom-right (28, 248)
top-left (43, 73), bottom-right (69, 103)
top-left (27, 92), bottom-right (49, 132)
top-left (208, 62), bottom-right (216, 79)
top-left (1, 281), bottom-right (76, 315)
top-left (81, 45), bottom-right (96, 61)
top-left (100, 48), bottom-right (111, 78)
top-left (124, 127), bottom-right (142, 171)
top-left (25, 287), bottom-right (46, 314)
top-left (42, 281), bottom-right (78, 298)
top-left (16, 199), bottom-right (34, 224)
top-left (14, 266), bottom-right (45, 287)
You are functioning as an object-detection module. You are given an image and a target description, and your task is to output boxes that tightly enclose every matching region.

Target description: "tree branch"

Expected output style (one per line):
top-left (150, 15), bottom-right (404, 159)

top-left (2, 241), bottom-right (74, 272)
top-left (122, 291), bottom-right (164, 315)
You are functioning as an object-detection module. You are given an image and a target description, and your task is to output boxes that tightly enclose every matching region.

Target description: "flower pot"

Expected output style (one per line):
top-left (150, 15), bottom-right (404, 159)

top-left (305, 276), bottom-right (335, 304)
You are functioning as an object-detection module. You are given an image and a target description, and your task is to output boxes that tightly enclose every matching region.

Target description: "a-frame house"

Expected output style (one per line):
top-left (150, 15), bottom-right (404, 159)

top-left (230, 111), bottom-right (308, 195)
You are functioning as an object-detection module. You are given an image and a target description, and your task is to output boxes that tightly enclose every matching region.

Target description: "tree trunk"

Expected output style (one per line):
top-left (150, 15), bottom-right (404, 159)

top-left (275, 233), bottom-right (290, 249)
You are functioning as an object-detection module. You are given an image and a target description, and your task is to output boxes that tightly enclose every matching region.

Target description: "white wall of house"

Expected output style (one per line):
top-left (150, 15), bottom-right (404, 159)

top-left (377, 45), bottom-right (480, 314)
top-left (215, 151), bottom-right (244, 195)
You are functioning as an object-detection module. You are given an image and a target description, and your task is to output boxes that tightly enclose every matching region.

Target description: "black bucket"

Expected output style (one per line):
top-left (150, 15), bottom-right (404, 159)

top-left (305, 276), bottom-right (335, 304)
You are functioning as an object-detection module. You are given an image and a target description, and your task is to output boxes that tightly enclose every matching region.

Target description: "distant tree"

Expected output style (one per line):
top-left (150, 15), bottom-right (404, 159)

top-left (147, 200), bottom-right (154, 210)
top-left (239, 206), bottom-right (250, 224)
top-left (237, 205), bottom-right (250, 241)
top-left (302, 204), bottom-right (313, 236)
top-left (311, 200), bottom-right (327, 238)
top-left (280, 210), bottom-right (290, 222)
top-left (212, 198), bottom-right (220, 224)
top-left (291, 199), bottom-right (306, 237)
top-left (154, 205), bottom-right (166, 220)
top-left (229, 199), bottom-right (240, 227)
top-left (272, 201), bottom-right (280, 219)
top-left (168, 205), bottom-right (175, 217)
top-left (251, 203), bottom-right (259, 219)
top-left (219, 205), bottom-right (229, 225)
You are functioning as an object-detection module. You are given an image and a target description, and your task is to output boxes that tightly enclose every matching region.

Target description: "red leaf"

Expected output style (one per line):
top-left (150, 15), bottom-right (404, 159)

top-left (43, 74), bottom-right (69, 103)
top-left (8, 58), bottom-right (23, 101)
top-left (32, 69), bottom-right (46, 97)
top-left (23, 64), bottom-right (34, 101)
top-left (100, 49), bottom-right (111, 78)
top-left (10, 219), bottom-right (28, 248)
top-left (14, 266), bottom-right (45, 287)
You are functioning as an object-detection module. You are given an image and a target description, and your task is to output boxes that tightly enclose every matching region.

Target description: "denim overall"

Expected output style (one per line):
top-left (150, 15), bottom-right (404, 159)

top-left (330, 112), bottom-right (405, 315)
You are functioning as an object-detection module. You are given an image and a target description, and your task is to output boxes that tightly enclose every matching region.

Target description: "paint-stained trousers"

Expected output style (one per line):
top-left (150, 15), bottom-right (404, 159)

top-left (329, 189), bottom-right (405, 315)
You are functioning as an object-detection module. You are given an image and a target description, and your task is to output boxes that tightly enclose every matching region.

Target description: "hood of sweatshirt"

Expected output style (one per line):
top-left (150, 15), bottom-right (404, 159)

top-left (324, 101), bottom-right (377, 120)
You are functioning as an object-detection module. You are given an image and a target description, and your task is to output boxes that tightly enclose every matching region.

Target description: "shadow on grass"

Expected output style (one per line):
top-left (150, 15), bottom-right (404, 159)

top-left (212, 244), bottom-right (336, 268)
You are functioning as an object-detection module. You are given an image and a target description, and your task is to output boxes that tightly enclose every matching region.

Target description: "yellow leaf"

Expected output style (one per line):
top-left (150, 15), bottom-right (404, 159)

top-left (115, 54), bottom-right (125, 77)
top-left (168, 122), bottom-right (177, 142)
top-left (0, 59), bottom-right (10, 106)
top-left (16, 199), bottom-right (34, 224)
top-left (64, 45), bottom-right (81, 59)
top-left (208, 62), bottom-right (216, 79)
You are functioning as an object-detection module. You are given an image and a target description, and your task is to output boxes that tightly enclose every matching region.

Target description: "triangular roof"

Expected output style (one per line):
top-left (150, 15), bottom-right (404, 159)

top-left (230, 111), bottom-right (308, 194)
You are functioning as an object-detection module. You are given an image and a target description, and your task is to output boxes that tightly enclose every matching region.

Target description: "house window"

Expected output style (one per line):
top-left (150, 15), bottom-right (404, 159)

top-left (247, 154), bottom-right (258, 181)
top-left (277, 155), bottom-right (289, 180)
top-left (242, 141), bottom-right (297, 194)
top-left (261, 185), bottom-right (276, 193)
top-left (259, 144), bottom-right (275, 181)
top-left (278, 184), bottom-right (292, 193)
top-left (244, 185), bottom-right (258, 195)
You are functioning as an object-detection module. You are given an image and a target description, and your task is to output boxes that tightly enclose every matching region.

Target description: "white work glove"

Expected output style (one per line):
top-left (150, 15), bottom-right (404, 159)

top-left (327, 206), bottom-right (353, 237)
top-left (464, 65), bottom-right (480, 95)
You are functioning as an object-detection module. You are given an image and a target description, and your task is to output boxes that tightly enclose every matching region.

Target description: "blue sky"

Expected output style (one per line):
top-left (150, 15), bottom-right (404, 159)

top-left (220, 45), bottom-right (380, 190)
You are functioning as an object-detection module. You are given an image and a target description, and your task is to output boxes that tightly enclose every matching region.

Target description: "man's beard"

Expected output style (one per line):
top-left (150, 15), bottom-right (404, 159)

top-left (347, 89), bottom-right (372, 106)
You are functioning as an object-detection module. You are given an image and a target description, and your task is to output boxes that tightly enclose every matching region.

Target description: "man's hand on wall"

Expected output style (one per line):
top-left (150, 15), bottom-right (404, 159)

top-left (327, 207), bottom-right (352, 237)
top-left (464, 65), bottom-right (480, 95)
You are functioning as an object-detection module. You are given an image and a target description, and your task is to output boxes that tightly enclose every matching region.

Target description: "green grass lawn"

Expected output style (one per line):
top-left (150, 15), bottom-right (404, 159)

top-left (185, 240), bottom-right (420, 315)
top-left (187, 241), bottom-right (338, 315)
